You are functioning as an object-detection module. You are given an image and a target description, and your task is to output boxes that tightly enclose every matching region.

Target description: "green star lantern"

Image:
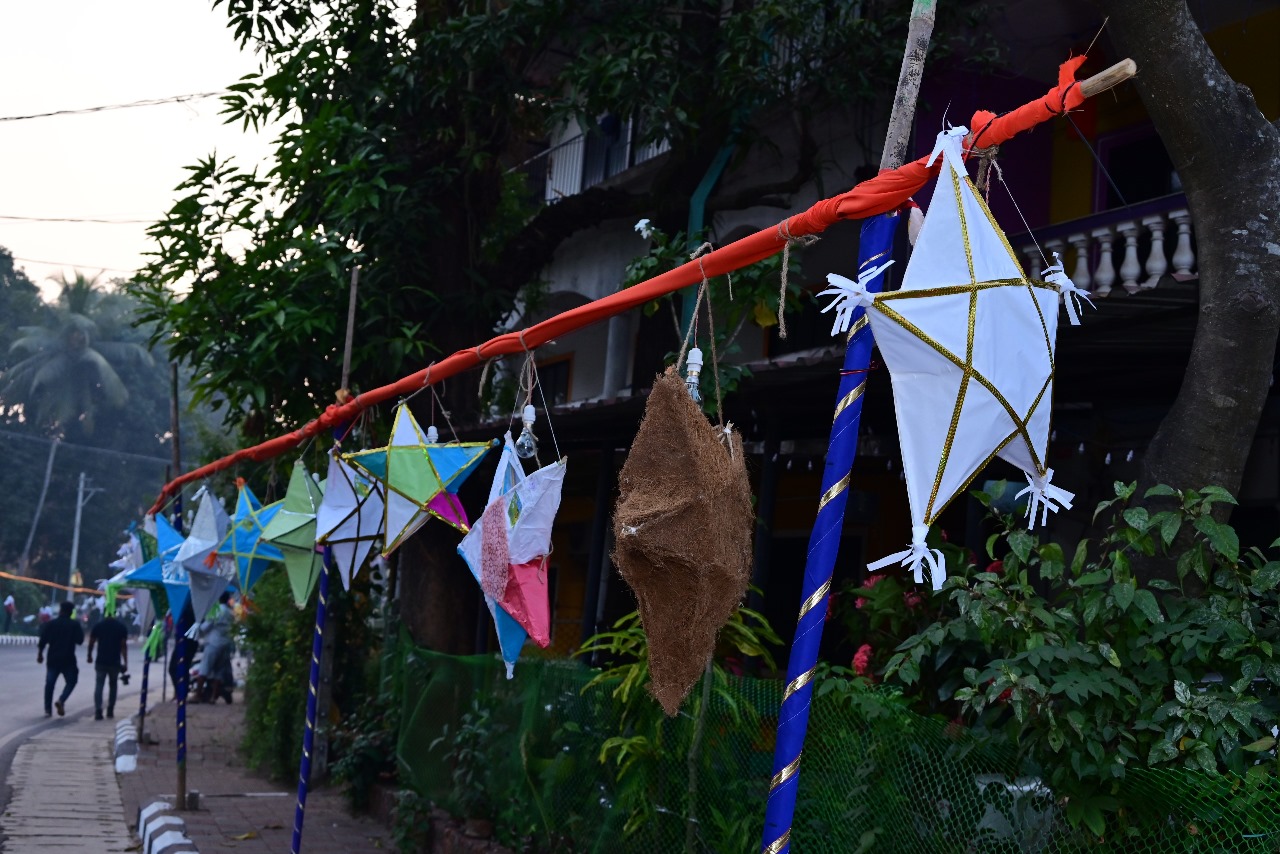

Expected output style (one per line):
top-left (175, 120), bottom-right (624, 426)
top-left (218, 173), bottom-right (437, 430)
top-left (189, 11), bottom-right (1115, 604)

top-left (344, 403), bottom-right (494, 555)
top-left (262, 460), bottom-right (326, 607)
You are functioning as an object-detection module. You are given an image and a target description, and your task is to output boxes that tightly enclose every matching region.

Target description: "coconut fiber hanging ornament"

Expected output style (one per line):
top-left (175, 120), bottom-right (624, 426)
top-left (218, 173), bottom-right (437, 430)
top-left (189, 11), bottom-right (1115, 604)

top-left (613, 269), bottom-right (754, 716)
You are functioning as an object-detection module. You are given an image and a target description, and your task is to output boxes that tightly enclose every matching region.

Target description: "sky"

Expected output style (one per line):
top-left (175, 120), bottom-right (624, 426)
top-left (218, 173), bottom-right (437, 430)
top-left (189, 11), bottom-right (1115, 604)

top-left (0, 1), bottom-right (274, 300)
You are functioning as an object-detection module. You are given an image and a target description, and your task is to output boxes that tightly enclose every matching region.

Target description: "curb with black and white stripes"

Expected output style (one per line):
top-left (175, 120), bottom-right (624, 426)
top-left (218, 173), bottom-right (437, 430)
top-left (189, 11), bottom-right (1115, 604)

top-left (0, 634), bottom-right (38, 645)
top-left (115, 718), bottom-right (138, 773)
top-left (137, 800), bottom-right (199, 854)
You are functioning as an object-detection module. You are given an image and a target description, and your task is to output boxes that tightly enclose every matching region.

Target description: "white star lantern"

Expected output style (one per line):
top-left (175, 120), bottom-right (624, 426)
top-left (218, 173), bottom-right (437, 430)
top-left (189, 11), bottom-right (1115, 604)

top-left (821, 128), bottom-right (1088, 589)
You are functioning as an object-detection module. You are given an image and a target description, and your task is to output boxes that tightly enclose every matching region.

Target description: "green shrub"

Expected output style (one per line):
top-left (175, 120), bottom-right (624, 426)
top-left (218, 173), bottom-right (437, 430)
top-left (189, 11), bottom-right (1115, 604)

top-left (240, 567), bottom-right (381, 782)
top-left (872, 483), bottom-right (1280, 837)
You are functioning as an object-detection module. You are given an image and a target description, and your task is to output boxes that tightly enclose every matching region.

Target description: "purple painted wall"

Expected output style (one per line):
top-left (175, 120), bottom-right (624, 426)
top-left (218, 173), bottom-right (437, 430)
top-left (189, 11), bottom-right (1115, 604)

top-left (912, 66), bottom-right (1055, 234)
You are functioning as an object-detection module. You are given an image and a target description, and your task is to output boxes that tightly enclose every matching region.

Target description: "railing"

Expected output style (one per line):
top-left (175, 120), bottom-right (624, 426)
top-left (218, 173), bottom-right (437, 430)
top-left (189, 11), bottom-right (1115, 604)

top-left (1012, 193), bottom-right (1197, 297)
top-left (514, 118), bottom-right (671, 206)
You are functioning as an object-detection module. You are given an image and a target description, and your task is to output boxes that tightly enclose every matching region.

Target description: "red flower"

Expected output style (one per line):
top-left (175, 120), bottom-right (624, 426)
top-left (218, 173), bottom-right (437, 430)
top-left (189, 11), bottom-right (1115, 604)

top-left (903, 589), bottom-right (924, 609)
top-left (853, 644), bottom-right (874, 677)
top-left (855, 573), bottom-right (888, 609)
top-left (997, 688), bottom-right (1013, 703)
top-left (985, 560), bottom-right (1004, 575)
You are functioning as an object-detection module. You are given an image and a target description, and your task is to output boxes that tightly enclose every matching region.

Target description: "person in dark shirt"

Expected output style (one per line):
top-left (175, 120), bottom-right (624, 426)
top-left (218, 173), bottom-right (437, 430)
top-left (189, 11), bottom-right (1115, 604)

top-left (87, 613), bottom-right (129, 720)
top-left (37, 601), bottom-right (84, 717)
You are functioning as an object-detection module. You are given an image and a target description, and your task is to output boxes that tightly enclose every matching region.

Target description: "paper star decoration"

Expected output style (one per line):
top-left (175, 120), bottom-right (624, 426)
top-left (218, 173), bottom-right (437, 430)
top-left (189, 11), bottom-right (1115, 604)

top-left (175, 486), bottom-right (230, 574)
top-left (178, 487), bottom-right (237, 621)
top-left (343, 403), bottom-right (494, 555)
top-left (116, 514), bottom-right (190, 617)
top-left (316, 451), bottom-right (386, 591)
top-left (820, 128), bottom-right (1084, 589)
top-left (216, 480), bottom-right (285, 595)
top-left (262, 460), bottom-right (327, 607)
top-left (458, 433), bottom-right (567, 677)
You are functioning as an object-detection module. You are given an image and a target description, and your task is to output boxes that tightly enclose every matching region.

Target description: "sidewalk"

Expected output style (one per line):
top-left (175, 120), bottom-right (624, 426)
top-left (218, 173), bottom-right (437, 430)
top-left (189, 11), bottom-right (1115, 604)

top-left (0, 716), bottom-right (135, 853)
top-left (119, 692), bottom-right (393, 852)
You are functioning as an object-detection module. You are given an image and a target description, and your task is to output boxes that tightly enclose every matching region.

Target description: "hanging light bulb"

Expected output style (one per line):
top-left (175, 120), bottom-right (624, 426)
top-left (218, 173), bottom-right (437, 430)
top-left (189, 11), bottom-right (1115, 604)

top-left (684, 347), bottom-right (704, 405)
top-left (1104, 452), bottom-right (1112, 465)
top-left (426, 425), bottom-right (439, 444)
top-left (1077, 443), bottom-right (1085, 455)
top-left (1125, 449), bottom-right (1134, 462)
top-left (807, 459), bottom-right (814, 471)
top-left (515, 404), bottom-right (539, 459)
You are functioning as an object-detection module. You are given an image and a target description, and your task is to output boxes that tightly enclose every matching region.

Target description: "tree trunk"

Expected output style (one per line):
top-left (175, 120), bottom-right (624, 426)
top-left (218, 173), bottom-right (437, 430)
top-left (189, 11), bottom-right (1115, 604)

top-left (1095, 0), bottom-right (1280, 501)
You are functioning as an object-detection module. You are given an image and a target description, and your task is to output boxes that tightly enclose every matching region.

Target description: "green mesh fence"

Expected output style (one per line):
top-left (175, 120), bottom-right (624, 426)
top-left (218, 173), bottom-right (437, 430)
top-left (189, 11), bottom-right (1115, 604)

top-left (396, 647), bottom-right (1280, 853)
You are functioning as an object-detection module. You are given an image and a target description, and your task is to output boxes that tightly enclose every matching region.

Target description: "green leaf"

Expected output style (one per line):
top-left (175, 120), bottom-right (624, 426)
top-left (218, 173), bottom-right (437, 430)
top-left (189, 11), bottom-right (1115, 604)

top-left (1243, 736), bottom-right (1276, 752)
top-left (1174, 680), bottom-right (1191, 704)
top-left (1253, 562), bottom-right (1280, 592)
top-left (1134, 589), bottom-right (1164, 624)
top-left (1144, 484), bottom-right (1179, 498)
top-left (1008, 529), bottom-right (1035, 563)
top-left (1122, 507), bottom-right (1149, 531)
top-left (1199, 485), bottom-right (1238, 506)
top-left (1112, 580), bottom-right (1134, 612)
top-left (1099, 642), bottom-right (1121, 668)
top-left (1194, 517), bottom-right (1239, 564)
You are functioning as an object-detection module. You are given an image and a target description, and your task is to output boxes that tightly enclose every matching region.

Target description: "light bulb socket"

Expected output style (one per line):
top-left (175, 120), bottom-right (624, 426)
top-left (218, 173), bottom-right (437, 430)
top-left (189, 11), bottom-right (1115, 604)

top-left (522, 404), bottom-right (537, 425)
top-left (686, 347), bottom-right (703, 370)
top-left (426, 425), bottom-right (439, 443)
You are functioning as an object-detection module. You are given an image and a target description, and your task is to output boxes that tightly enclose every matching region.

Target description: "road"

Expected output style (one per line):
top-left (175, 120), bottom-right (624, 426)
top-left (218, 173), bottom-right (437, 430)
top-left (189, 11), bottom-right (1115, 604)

top-left (0, 643), bottom-right (141, 817)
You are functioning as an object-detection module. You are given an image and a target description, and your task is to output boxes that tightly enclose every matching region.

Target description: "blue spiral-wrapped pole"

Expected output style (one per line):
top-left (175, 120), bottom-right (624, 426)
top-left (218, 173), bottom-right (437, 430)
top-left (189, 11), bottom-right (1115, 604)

top-left (137, 623), bottom-right (156, 742)
top-left (176, 613), bottom-right (191, 809)
top-left (760, 213), bottom-right (898, 853)
top-left (291, 550), bottom-right (332, 854)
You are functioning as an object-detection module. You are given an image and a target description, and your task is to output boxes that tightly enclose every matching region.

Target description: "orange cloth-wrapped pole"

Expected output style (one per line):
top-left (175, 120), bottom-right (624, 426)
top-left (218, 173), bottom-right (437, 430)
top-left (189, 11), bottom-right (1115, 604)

top-left (148, 56), bottom-right (1115, 515)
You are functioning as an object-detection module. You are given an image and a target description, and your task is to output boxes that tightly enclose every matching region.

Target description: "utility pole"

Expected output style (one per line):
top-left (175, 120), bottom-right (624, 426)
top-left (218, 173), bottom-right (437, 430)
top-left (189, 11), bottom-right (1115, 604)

top-left (21, 438), bottom-right (59, 576)
top-left (61, 472), bottom-right (104, 602)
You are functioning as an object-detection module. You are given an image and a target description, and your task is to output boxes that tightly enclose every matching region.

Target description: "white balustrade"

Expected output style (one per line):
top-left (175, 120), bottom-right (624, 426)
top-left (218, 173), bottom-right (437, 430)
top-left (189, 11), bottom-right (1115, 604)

top-left (1017, 202), bottom-right (1196, 300)
top-left (1141, 215), bottom-right (1167, 289)
top-left (1067, 233), bottom-right (1091, 291)
top-left (1092, 227), bottom-right (1116, 298)
top-left (1117, 221), bottom-right (1142, 294)
top-left (1169, 209), bottom-right (1196, 280)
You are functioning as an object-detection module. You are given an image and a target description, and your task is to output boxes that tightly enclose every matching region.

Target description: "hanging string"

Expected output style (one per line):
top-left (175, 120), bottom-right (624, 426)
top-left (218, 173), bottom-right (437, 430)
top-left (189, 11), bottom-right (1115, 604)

top-left (972, 144), bottom-right (1001, 200)
top-left (530, 361), bottom-right (564, 462)
top-left (679, 243), bottom-right (727, 430)
top-left (775, 220), bottom-right (820, 339)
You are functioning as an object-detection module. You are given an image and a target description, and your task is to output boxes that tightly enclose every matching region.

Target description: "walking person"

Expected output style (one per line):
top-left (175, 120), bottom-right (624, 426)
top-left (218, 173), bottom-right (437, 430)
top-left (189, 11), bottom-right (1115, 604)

top-left (37, 601), bottom-right (84, 717)
top-left (87, 611), bottom-right (129, 720)
top-left (3, 592), bottom-right (15, 633)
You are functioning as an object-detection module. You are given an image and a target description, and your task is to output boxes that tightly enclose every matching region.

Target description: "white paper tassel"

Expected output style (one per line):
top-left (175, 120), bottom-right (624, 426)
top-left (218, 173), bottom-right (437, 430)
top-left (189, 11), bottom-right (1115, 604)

top-left (1043, 251), bottom-right (1094, 326)
top-left (867, 524), bottom-right (946, 591)
top-left (1015, 468), bottom-right (1075, 530)
top-left (185, 622), bottom-right (202, 640)
top-left (926, 126), bottom-right (970, 174)
top-left (817, 260), bottom-right (895, 336)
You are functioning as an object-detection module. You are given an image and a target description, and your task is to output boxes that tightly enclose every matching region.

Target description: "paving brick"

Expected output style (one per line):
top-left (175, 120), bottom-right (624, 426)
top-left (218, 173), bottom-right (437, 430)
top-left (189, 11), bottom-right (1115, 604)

top-left (123, 696), bottom-right (393, 851)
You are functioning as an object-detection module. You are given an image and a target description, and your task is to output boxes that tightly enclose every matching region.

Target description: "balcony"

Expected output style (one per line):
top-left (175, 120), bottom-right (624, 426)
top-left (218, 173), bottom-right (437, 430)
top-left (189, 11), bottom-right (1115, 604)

top-left (1012, 194), bottom-right (1197, 297)
top-left (515, 117), bottom-right (671, 206)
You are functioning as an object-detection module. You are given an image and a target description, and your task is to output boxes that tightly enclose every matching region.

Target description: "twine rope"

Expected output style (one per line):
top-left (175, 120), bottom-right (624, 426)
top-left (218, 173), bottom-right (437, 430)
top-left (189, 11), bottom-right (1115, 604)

top-left (776, 220), bottom-right (820, 339)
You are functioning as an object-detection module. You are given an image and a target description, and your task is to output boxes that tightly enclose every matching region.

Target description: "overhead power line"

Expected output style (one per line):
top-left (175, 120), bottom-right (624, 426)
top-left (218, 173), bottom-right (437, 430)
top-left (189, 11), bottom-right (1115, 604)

top-left (0, 214), bottom-right (155, 224)
top-left (0, 427), bottom-right (180, 468)
top-left (12, 255), bottom-right (136, 274)
top-left (0, 92), bottom-right (224, 123)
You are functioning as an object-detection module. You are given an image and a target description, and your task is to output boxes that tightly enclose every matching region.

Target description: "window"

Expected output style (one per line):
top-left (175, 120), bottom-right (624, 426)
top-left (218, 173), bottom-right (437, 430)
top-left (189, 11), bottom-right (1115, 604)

top-left (1095, 126), bottom-right (1179, 211)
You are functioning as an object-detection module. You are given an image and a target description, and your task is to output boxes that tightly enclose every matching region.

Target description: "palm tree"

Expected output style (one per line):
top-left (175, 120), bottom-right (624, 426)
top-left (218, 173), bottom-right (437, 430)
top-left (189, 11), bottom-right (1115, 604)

top-left (1, 273), bottom-right (154, 434)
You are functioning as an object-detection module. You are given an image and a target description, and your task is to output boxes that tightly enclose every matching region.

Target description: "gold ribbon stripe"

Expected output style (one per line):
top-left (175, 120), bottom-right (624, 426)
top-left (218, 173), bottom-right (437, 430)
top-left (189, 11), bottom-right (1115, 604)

top-left (770, 753), bottom-right (803, 792)
top-left (817, 473), bottom-right (850, 512)
top-left (833, 382), bottom-right (866, 422)
top-left (782, 667), bottom-right (817, 704)
top-left (762, 830), bottom-right (791, 854)
top-left (798, 580), bottom-right (832, 620)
